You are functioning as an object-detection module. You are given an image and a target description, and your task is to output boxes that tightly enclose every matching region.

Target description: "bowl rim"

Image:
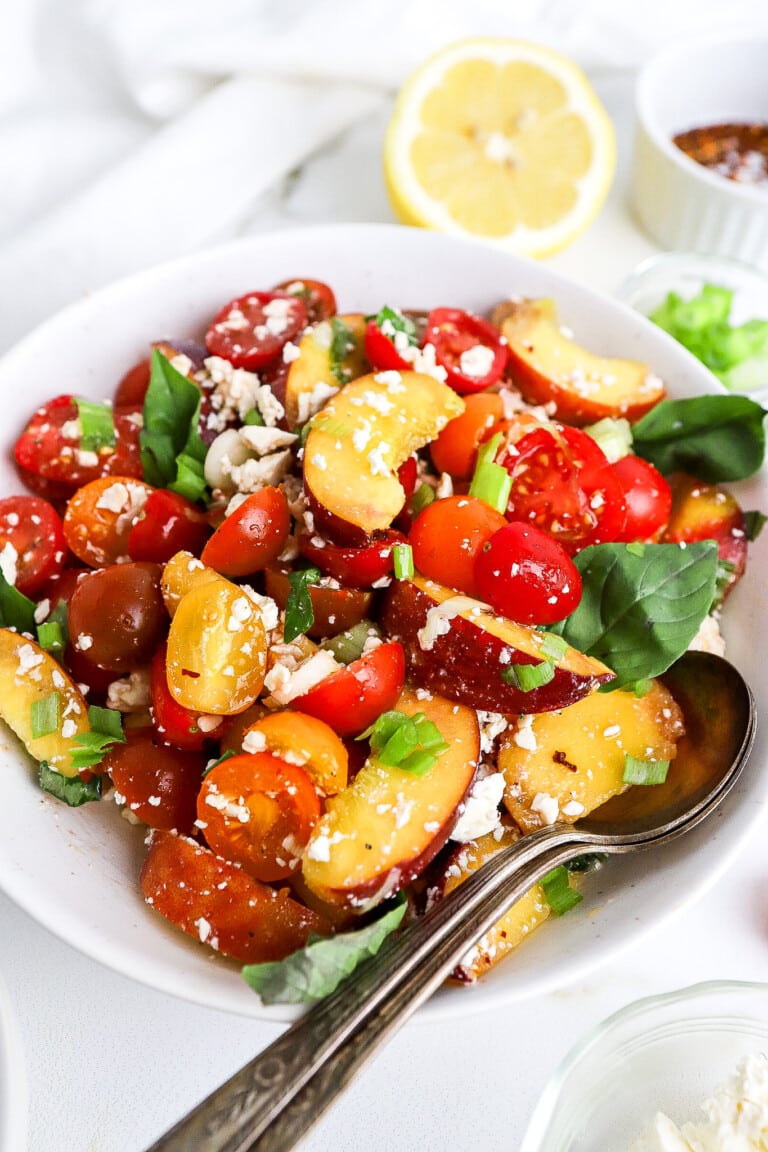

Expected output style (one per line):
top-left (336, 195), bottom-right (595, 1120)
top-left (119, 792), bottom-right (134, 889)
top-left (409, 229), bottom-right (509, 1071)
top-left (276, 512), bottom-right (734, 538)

top-left (521, 979), bottom-right (768, 1149)
top-left (635, 29), bottom-right (768, 208)
top-left (0, 222), bottom-right (765, 1025)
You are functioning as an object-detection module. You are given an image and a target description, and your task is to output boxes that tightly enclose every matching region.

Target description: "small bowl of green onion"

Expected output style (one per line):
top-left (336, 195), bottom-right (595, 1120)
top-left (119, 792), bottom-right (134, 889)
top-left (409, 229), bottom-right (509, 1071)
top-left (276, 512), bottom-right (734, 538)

top-left (618, 252), bottom-right (768, 398)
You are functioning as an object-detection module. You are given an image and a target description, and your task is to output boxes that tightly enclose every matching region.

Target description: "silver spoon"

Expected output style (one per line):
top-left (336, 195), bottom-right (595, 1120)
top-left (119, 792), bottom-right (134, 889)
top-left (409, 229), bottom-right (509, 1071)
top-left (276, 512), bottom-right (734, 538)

top-left (145, 651), bottom-right (755, 1152)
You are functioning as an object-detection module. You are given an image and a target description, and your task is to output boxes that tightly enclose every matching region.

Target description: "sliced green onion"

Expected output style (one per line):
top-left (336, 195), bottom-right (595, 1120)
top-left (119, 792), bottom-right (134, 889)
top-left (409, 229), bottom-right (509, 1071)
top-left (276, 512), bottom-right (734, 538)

top-left (284, 566), bottom-right (321, 643)
top-left (410, 483), bottom-right (435, 515)
top-left (475, 431), bottom-right (503, 469)
top-left (38, 761), bottom-right (101, 807)
top-left (399, 748), bottom-right (443, 777)
top-left (469, 461), bottom-right (512, 515)
top-left (36, 621), bottom-right (64, 654)
top-left (88, 705), bottom-right (125, 741)
top-left (622, 755), bottom-right (670, 785)
top-left (501, 660), bottom-right (556, 692)
top-left (320, 621), bottom-right (379, 665)
top-left (358, 709), bottom-right (448, 776)
top-left (31, 692), bottom-right (60, 739)
top-left (243, 407), bottom-right (265, 426)
top-left (75, 398), bottom-right (116, 452)
top-left (540, 866), bottom-right (583, 916)
top-left (744, 510), bottom-right (767, 542)
top-left (377, 722), bottom-right (420, 767)
top-left (393, 543), bottom-right (414, 580)
top-left (539, 633), bottom-right (569, 661)
top-left (583, 417), bottom-right (632, 463)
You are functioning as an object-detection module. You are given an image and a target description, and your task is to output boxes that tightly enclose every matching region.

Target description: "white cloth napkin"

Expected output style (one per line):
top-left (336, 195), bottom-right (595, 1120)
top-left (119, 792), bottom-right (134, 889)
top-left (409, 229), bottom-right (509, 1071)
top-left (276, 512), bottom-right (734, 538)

top-left (0, 0), bottom-right (757, 350)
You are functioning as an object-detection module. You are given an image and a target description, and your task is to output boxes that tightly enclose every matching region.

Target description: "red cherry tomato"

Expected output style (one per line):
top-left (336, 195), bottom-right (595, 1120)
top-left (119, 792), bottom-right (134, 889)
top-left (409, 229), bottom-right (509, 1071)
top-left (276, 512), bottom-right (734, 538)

top-left (409, 495), bottom-right (507, 597)
top-left (198, 752), bottom-right (322, 882)
top-left (397, 455), bottom-right (418, 499)
top-left (68, 562), bottom-right (166, 672)
top-left (205, 291), bottom-right (307, 371)
top-left (474, 521), bottom-right (582, 625)
top-left (611, 456), bottom-right (673, 542)
top-left (272, 278), bottom-right (337, 325)
top-left (150, 642), bottom-right (210, 751)
top-left (14, 395), bottom-right (143, 498)
top-left (0, 495), bottom-right (67, 597)
top-left (292, 641), bottom-right (405, 735)
top-left (104, 728), bottom-right (205, 833)
top-left (114, 359), bottom-right (151, 408)
top-left (363, 318), bottom-right (413, 372)
top-left (299, 529), bottom-right (406, 588)
top-left (425, 308), bottom-right (507, 395)
top-left (501, 424), bottom-right (626, 553)
top-left (201, 487), bottom-right (290, 577)
top-left (128, 489), bottom-right (210, 565)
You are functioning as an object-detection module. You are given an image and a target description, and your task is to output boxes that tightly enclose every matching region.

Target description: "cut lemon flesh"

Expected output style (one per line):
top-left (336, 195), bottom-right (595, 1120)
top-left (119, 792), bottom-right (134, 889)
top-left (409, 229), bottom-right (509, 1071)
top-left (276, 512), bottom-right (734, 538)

top-left (384, 38), bottom-right (616, 257)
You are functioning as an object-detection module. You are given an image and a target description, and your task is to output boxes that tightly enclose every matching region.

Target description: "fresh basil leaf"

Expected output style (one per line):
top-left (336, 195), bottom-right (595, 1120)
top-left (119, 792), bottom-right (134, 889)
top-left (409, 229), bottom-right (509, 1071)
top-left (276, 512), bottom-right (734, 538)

top-left (69, 707), bottom-right (126, 770)
top-left (372, 306), bottom-right (418, 344)
top-left (87, 705), bottom-right (124, 741)
top-left (329, 317), bottom-right (356, 385)
top-left (632, 394), bottom-right (766, 482)
top-left (743, 510), bottom-right (767, 541)
top-left (550, 541), bottom-right (718, 689)
top-left (38, 761), bottom-right (102, 806)
top-left (0, 571), bottom-right (36, 634)
top-left (283, 566), bottom-right (321, 643)
top-left (242, 895), bottom-right (407, 1004)
top-left (140, 350), bottom-right (203, 487)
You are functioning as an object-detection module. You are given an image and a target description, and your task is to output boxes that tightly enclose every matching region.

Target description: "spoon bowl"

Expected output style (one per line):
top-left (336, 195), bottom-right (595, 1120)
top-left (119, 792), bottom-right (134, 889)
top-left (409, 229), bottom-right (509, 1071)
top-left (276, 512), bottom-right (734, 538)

top-left (147, 650), bottom-right (756, 1152)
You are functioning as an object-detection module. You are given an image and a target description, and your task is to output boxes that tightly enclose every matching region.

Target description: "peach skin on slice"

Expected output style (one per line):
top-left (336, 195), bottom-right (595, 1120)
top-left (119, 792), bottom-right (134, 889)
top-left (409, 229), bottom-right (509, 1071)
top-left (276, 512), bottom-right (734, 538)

top-left (380, 576), bottom-right (613, 715)
top-left (494, 298), bottom-right (665, 425)
top-left (303, 370), bottom-right (464, 539)
top-left (662, 472), bottom-right (747, 600)
top-left (499, 679), bottom-right (684, 833)
top-left (284, 313), bottom-right (368, 429)
top-left (435, 824), bottom-right (551, 982)
top-left (301, 686), bottom-right (479, 909)
top-left (0, 629), bottom-right (90, 777)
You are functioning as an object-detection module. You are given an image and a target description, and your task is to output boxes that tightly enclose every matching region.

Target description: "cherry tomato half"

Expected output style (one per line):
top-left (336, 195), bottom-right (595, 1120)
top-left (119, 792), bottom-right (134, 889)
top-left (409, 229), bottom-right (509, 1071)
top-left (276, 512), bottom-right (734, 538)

top-left (0, 495), bottom-right (67, 597)
top-left (68, 562), bottom-right (166, 672)
top-left (298, 529), bottom-right (407, 589)
top-left (104, 728), bottom-right (205, 832)
top-left (474, 521), bottom-right (582, 625)
top-left (200, 487), bottom-right (290, 577)
top-left (14, 395), bottom-right (143, 498)
top-left (409, 496), bottom-right (506, 597)
top-left (363, 317), bottom-right (413, 372)
top-left (128, 489), bottom-right (210, 565)
top-left (430, 393), bottom-right (505, 479)
top-left (150, 642), bottom-right (210, 751)
top-left (198, 752), bottom-right (322, 882)
top-left (63, 476), bottom-right (155, 568)
top-left (272, 278), bottom-right (337, 325)
top-left (291, 641), bottom-right (405, 735)
top-left (205, 291), bottom-right (307, 371)
top-left (425, 308), bottom-right (507, 395)
top-left (611, 455), bottom-right (672, 542)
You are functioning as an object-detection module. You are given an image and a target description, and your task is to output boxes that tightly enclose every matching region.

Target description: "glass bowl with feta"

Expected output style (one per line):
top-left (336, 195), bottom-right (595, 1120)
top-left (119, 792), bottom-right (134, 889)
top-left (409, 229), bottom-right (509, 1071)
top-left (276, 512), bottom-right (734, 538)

top-left (522, 980), bottom-right (768, 1151)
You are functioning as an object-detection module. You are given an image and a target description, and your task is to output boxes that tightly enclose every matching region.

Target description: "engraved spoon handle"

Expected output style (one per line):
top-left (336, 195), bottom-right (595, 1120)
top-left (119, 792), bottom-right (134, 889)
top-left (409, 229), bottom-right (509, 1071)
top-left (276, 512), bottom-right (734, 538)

top-left (146, 824), bottom-right (591, 1152)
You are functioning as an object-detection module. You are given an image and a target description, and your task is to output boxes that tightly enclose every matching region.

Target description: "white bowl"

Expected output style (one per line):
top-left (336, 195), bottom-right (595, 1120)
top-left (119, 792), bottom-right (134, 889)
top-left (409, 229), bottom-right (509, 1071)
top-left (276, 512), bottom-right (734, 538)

top-left (522, 981), bottom-right (768, 1151)
top-left (631, 32), bottom-right (768, 268)
top-left (0, 223), bottom-right (766, 1023)
top-left (0, 972), bottom-right (26, 1152)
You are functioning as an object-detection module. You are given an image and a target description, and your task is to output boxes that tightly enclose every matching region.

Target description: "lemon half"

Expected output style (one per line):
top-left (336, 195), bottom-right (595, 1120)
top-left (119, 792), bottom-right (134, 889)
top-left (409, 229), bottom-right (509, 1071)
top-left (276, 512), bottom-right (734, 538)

top-left (384, 38), bottom-right (616, 257)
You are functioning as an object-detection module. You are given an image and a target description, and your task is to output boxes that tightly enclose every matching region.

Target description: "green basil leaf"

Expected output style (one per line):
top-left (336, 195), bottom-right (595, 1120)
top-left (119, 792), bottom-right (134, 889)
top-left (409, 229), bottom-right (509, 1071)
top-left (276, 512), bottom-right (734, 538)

top-left (743, 510), bottom-right (767, 542)
top-left (283, 566), bottom-right (321, 643)
top-left (242, 895), bottom-right (407, 1004)
top-left (631, 394), bottom-right (766, 482)
top-left (550, 541), bottom-right (718, 689)
top-left (329, 317), bottom-right (356, 384)
top-left (0, 571), bottom-right (36, 634)
top-left (38, 761), bottom-right (102, 806)
top-left (140, 350), bottom-right (203, 487)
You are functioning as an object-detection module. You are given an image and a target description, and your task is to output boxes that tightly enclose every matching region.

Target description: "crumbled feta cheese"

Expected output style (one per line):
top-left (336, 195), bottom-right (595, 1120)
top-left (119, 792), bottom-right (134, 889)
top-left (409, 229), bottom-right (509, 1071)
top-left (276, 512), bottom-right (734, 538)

top-left (106, 669), bottom-right (151, 712)
top-left (476, 710), bottom-right (509, 756)
top-left (450, 773), bottom-right (506, 841)
top-left (33, 599), bottom-right (51, 625)
top-left (282, 341), bottom-right (301, 364)
top-left (531, 792), bottom-right (559, 825)
top-left (296, 382), bottom-right (339, 425)
top-left (239, 425), bottom-right (297, 454)
top-left (367, 443), bottom-right (391, 477)
top-left (459, 344), bottom-right (495, 379)
top-left (61, 718), bottom-right (77, 739)
top-left (513, 714), bottom-right (538, 752)
top-left (242, 729), bottom-right (268, 754)
top-left (263, 650), bottom-right (342, 706)
top-left (689, 613), bottom-right (726, 657)
top-left (417, 596), bottom-right (488, 651)
top-left (0, 542), bottom-right (18, 586)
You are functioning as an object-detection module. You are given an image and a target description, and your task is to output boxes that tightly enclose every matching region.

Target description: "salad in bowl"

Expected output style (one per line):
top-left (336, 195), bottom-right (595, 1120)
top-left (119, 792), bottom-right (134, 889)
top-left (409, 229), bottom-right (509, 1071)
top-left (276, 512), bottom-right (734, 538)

top-left (0, 225), bottom-right (765, 1019)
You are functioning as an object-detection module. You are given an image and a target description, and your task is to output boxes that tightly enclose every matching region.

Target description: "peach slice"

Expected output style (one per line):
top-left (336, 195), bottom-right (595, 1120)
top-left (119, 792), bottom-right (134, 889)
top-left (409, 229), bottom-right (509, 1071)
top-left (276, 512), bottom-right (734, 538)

top-left (303, 370), bottom-right (464, 539)
top-left (435, 825), bottom-right (551, 982)
top-left (499, 679), bottom-right (684, 833)
top-left (284, 313), bottom-right (368, 429)
top-left (301, 686), bottom-right (479, 909)
top-left (0, 629), bottom-right (89, 777)
top-left (494, 298), bottom-right (665, 425)
top-left (380, 576), bottom-right (613, 715)
top-left (662, 473), bottom-right (747, 599)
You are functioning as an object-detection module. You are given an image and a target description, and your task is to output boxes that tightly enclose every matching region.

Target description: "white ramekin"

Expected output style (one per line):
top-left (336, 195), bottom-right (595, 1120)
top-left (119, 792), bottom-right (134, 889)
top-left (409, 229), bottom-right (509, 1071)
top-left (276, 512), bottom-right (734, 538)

top-left (631, 31), bottom-right (768, 270)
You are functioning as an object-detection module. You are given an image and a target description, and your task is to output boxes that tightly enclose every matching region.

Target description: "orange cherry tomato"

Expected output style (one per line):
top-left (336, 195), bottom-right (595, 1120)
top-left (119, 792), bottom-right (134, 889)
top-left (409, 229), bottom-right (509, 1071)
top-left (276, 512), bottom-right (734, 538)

top-left (201, 487), bottom-right (290, 577)
top-left (409, 495), bottom-right (506, 597)
top-left (104, 729), bottom-right (205, 832)
top-left (140, 830), bottom-right (330, 963)
top-left (429, 393), bottom-right (504, 479)
top-left (63, 476), bottom-right (155, 567)
top-left (150, 642), bottom-right (212, 751)
top-left (198, 752), bottom-right (322, 882)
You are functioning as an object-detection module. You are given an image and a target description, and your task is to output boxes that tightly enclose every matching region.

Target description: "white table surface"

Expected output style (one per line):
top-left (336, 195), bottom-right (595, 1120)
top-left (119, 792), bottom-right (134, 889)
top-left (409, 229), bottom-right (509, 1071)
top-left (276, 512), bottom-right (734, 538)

top-left (2, 68), bottom-right (767, 1152)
